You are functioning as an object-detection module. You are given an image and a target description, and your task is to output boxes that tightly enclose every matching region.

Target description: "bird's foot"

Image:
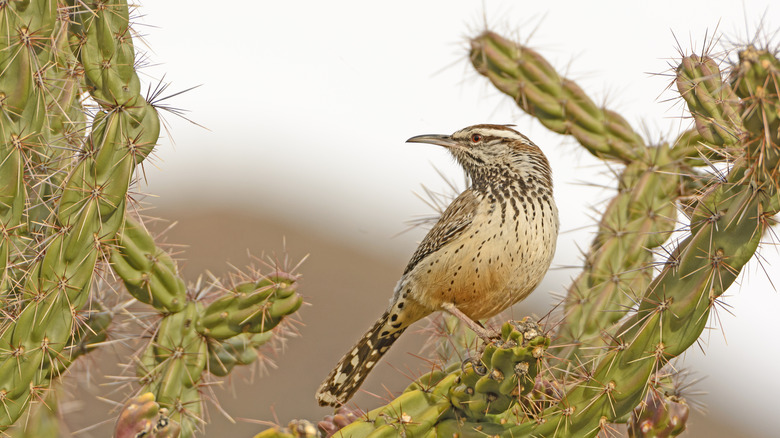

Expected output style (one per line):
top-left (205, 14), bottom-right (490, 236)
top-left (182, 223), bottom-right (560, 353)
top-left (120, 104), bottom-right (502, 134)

top-left (461, 356), bottom-right (488, 376)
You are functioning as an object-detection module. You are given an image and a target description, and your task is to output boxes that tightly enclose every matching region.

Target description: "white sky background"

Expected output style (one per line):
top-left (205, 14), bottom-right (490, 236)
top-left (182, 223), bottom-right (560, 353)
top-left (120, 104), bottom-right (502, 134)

top-left (135, 1), bottom-right (778, 434)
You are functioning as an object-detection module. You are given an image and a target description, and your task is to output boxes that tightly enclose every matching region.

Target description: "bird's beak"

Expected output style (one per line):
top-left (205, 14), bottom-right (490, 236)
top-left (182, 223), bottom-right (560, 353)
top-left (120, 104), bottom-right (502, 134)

top-left (406, 134), bottom-right (458, 149)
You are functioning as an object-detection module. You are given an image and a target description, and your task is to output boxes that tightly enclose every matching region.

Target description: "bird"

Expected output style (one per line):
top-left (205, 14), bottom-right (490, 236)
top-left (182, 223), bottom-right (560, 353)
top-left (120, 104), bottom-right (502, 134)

top-left (315, 124), bottom-right (558, 407)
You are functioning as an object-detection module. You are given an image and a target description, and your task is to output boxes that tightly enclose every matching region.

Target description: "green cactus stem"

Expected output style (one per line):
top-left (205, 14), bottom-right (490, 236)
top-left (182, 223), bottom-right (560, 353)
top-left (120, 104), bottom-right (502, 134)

top-left (0, 0), bottom-right (163, 429)
top-left (676, 54), bottom-right (743, 146)
top-left (0, 2), bottom-right (308, 433)
top-left (332, 320), bottom-right (550, 437)
top-left (196, 273), bottom-right (302, 340)
top-left (555, 148), bottom-right (681, 366)
top-left (110, 218), bottom-right (187, 313)
top-left (479, 38), bottom-right (777, 438)
top-left (470, 31), bottom-right (646, 163)
top-left (130, 271), bottom-right (303, 437)
top-left (207, 332), bottom-right (273, 377)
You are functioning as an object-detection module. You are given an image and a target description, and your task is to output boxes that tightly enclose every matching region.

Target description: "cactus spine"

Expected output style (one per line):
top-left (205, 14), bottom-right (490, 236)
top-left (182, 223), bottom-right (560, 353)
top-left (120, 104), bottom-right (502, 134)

top-left (0, 2), bottom-right (305, 435)
top-left (0, 0), bottom-right (158, 427)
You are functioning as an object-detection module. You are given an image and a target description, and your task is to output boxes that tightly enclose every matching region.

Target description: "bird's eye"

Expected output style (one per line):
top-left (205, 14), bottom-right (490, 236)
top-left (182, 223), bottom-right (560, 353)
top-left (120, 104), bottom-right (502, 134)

top-left (470, 134), bottom-right (482, 143)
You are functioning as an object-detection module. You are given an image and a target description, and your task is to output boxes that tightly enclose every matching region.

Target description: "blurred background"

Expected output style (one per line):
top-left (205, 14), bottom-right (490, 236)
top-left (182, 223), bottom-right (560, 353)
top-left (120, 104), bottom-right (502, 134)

top-left (73, 1), bottom-right (779, 436)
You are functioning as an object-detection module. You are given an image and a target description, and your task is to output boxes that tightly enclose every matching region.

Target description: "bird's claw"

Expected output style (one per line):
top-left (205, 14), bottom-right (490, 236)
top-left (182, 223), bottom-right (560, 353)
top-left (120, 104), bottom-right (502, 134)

top-left (461, 356), bottom-right (488, 376)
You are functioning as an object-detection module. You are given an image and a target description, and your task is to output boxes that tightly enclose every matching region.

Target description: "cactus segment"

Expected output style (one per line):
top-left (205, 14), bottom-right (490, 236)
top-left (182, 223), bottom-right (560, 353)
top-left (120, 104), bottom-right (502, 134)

top-left (111, 218), bottom-right (187, 312)
top-left (496, 39), bottom-right (778, 438)
top-left (0, 0), bottom-right (161, 428)
top-left (196, 274), bottom-right (302, 340)
top-left (470, 31), bottom-right (646, 162)
top-left (136, 303), bottom-right (205, 437)
top-left (207, 332), bottom-right (273, 377)
top-left (131, 269), bottom-right (303, 437)
top-left (328, 320), bottom-right (550, 437)
top-left (555, 147), bottom-right (681, 365)
top-left (676, 55), bottom-right (743, 146)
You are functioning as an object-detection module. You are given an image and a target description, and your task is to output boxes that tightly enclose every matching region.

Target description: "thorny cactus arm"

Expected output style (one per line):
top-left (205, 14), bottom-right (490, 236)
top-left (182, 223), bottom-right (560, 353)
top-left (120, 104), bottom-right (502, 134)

top-left (473, 35), bottom-right (778, 437)
top-left (130, 276), bottom-right (303, 437)
top-left (111, 216), bottom-right (304, 437)
top-left (26, 2), bottom-right (85, 237)
top-left (676, 55), bottom-right (743, 146)
top-left (0, 1), bottom-right (307, 434)
top-left (196, 273), bottom-right (303, 340)
top-left (470, 31), bottom-right (685, 368)
top-left (554, 150), bottom-right (680, 366)
top-left (469, 31), bottom-right (646, 163)
top-left (136, 302), bottom-right (207, 438)
top-left (258, 320), bottom-right (550, 438)
top-left (6, 308), bottom-right (112, 437)
top-left (0, 0), bottom-right (159, 428)
top-left (111, 218), bottom-right (187, 313)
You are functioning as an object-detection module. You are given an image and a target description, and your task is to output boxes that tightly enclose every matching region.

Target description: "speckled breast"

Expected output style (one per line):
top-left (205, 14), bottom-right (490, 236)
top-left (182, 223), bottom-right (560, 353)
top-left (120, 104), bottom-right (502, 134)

top-left (408, 188), bottom-right (558, 320)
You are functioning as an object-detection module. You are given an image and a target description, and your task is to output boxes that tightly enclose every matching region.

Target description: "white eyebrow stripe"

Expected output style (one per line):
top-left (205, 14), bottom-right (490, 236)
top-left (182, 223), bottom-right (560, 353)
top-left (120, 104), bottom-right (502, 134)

top-left (475, 128), bottom-right (528, 141)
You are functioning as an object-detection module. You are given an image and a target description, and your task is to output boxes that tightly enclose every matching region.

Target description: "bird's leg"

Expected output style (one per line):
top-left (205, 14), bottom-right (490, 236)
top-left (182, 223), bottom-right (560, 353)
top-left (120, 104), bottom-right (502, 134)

top-left (441, 302), bottom-right (500, 343)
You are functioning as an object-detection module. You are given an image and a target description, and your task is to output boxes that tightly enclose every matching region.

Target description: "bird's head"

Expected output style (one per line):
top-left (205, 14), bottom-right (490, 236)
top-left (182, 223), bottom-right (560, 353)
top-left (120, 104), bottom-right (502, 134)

top-left (407, 124), bottom-right (552, 191)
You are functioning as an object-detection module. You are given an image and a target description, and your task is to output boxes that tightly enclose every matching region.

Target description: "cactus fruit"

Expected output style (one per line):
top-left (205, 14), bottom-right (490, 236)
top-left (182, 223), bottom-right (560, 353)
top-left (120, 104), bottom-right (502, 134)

top-left (628, 389), bottom-right (689, 438)
top-left (115, 392), bottom-right (181, 438)
top-left (254, 420), bottom-right (320, 438)
top-left (125, 267), bottom-right (302, 436)
top-left (317, 406), bottom-right (364, 437)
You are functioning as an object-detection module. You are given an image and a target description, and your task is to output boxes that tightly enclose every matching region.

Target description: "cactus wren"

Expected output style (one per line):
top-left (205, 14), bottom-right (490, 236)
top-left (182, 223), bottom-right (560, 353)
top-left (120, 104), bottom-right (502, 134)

top-left (316, 124), bottom-right (558, 407)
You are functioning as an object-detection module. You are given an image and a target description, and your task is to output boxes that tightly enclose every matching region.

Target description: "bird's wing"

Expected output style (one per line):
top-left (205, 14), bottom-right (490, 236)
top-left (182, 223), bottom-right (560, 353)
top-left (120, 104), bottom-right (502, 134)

top-left (403, 189), bottom-right (480, 276)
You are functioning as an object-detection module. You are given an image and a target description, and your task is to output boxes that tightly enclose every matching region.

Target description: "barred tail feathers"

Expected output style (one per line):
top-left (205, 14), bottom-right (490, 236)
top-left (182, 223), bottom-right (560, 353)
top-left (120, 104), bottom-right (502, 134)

top-left (316, 311), bottom-right (406, 406)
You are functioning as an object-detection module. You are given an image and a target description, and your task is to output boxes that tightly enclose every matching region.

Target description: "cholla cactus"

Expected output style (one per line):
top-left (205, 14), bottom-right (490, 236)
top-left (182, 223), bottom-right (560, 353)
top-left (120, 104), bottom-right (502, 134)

top-left (258, 26), bottom-right (779, 438)
top-left (0, 2), bottom-right (304, 436)
top-left (3, 2), bottom-right (776, 436)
